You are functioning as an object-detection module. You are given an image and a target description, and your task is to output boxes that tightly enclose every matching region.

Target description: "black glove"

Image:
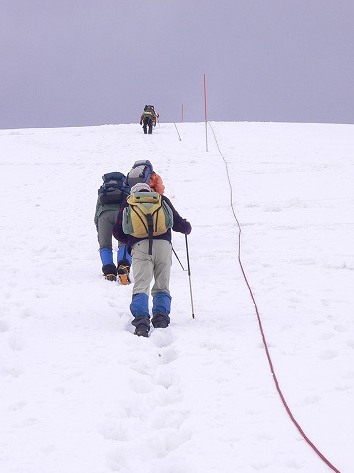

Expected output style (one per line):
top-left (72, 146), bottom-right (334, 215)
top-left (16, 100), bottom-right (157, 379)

top-left (184, 221), bottom-right (192, 235)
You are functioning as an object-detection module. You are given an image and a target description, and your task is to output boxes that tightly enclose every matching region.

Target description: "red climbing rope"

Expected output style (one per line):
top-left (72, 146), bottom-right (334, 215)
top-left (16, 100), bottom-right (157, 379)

top-left (208, 122), bottom-right (341, 473)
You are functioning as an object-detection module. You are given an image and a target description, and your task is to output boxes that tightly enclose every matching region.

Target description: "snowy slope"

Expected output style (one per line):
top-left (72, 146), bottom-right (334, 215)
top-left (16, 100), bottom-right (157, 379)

top-left (0, 121), bottom-right (353, 473)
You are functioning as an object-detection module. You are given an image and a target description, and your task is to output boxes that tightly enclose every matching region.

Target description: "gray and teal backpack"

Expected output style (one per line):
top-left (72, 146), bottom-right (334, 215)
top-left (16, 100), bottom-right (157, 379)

top-left (126, 160), bottom-right (153, 188)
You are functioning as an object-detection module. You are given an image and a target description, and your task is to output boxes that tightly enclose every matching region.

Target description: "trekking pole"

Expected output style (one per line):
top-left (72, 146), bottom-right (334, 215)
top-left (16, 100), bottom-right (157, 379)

top-left (172, 246), bottom-right (185, 270)
top-left (174, 122), bottom-right (182, 141)
top-left (185, 235), bottom-right (195, 319)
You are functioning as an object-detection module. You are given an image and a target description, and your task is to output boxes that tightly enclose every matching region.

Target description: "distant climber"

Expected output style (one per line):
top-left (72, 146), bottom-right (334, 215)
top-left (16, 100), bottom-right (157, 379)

top-left (139, 105), bottom-right (159, 134)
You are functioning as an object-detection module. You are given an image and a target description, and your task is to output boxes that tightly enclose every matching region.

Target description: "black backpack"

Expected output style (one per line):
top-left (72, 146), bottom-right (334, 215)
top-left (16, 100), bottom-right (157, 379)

top-left (144, 105), bottom-right (155, 113)
top-left (98, 172), bottom-right (130, 205)
top-left (126, 160), bottom-right (153, 188)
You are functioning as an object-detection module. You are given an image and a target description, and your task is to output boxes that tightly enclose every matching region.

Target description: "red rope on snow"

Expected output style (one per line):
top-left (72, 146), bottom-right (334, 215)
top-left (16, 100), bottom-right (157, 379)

top-left (208, 122), bottom-right (342, 473)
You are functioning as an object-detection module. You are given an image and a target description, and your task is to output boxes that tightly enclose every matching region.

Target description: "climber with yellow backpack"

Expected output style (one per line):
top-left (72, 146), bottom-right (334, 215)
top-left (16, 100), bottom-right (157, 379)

top-left (122, 188), bottom-right (174, 254)
top-left (113, 182), bottom-right (191, 337)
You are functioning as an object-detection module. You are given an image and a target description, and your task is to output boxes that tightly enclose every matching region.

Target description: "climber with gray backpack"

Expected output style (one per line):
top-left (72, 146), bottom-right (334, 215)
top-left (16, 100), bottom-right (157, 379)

top-left (127, 159), bottom-right (165, 194)
top-left (113, 182), bottom-right (191, 337)
top-left (94, 172), bottom-right (132, 284)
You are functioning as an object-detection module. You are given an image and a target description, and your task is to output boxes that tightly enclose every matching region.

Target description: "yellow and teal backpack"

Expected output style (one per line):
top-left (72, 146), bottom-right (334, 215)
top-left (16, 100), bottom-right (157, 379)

top-left (122, 191), bottom-right (173, 254)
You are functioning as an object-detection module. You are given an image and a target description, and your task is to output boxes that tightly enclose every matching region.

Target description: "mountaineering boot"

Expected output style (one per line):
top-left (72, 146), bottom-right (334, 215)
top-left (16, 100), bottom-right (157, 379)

top-left (102, 263), bottom-right (117, 282)
top-left (118, 265), bottom-right (131, 285)
top-left (134, 324), bottom-right (149, 337)
top-left (151, 314), bottom-right (170, 329)
top-left (132, 316), bottom-right (150, 337)
top-left (105, 274), bottom-right (117, 281)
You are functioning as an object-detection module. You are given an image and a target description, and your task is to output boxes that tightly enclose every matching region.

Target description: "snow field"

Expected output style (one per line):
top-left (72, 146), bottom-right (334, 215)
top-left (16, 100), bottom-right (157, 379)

top-left (0, 121), bottom-right (353, 472)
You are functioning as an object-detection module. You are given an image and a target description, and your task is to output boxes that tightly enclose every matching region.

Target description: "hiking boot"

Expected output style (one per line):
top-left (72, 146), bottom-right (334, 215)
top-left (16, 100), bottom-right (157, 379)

top-left (117, 265), bottom-right (131, 285)
top-left (132, 316), bottom-right (150, 337)
top-left (134, 324), bottom-right (150, 337)
top-left (102, 263), bottom-right (117, 281)
top-left (105, 273), bottom-right (117, 282)
top-left (151, 314), bottom-right (170, 329)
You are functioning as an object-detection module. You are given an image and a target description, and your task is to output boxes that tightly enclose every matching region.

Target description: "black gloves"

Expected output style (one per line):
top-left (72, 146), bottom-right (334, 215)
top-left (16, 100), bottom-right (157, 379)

top-left (183, 221), bottom-right (192, 235)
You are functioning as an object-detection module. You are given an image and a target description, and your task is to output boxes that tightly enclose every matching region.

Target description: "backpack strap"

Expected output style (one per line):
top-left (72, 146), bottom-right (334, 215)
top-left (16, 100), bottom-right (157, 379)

top-left (146, 213), bottom-right (153, 255)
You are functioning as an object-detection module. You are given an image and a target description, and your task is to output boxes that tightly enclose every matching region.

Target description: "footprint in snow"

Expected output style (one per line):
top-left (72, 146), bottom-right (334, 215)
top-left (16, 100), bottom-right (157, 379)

top-left (152, 384), bottom-right (183, 407)
top-left (318, 332), bottom-right (333, 340)
top-left (20, 307), bottom-right (35, 318)
top-left (8, 336), bottom-right (26, 351)
top-left (334, 324), bottom-right (347, 332)
top-left (156, 346), bottom-right (178, 365)
top-left (99, 418), bottom-right (133, 442)
top-left (153, 366), bottom-right (179, 389)
top-left (121, 399), bottom-right (151, 420)
top-left (131, 360), bottom-right (154, 376)
top-left (147, 429), bottom-right (192, 459)
top-left (8, 400), bottom-right (27, 411)
top-left (1, 365), bottom-right (23, 378)
top-left (149, 407), bottom-right (187, 430)
top-left (129, 373), bottom-right (153, 394)
top-left (0, 320), bottom-right (10, 332)
top-left (151, 328), bottom-right (175, 348)
top-left (319, 350), bottom-right (338, 360)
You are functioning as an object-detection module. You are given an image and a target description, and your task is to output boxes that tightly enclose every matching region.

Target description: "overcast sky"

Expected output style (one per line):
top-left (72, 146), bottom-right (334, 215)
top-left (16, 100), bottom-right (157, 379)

top-left (1, 0), bottom-right (354, 129)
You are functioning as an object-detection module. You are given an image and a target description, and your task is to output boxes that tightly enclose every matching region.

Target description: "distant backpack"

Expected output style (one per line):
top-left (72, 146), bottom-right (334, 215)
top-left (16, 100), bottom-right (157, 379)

top-left (144, 104), bottom-right (155, 114)
top-left (122, 191), bottom-right (174, 254)
top-left (143, 105), bottom-right (156, 121)
top-left (126, 160), bottom-right (153, 188)
top-left (98, 172), bottom-right (129, 205)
